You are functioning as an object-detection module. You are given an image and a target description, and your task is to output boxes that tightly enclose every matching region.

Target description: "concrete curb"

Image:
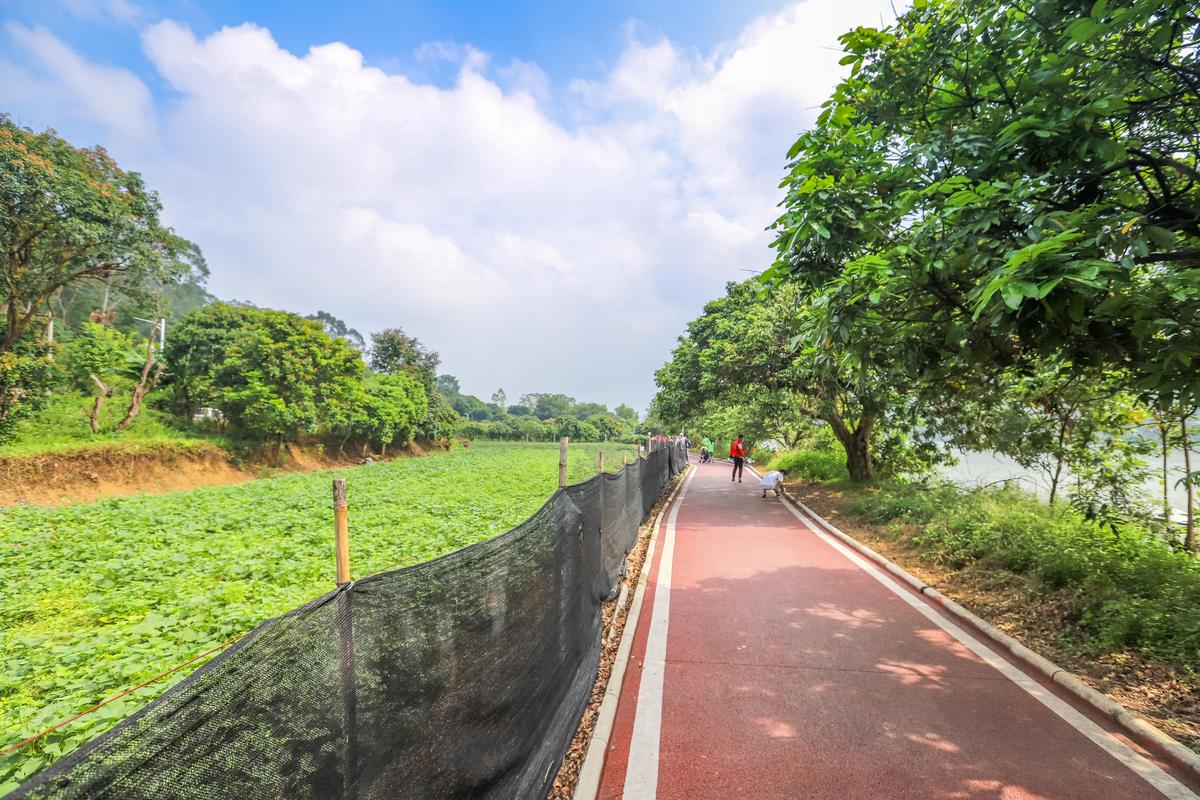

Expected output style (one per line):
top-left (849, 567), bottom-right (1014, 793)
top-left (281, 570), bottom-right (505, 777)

top-left (573, 464), bottom-right (693, 800)
top-left (775, 482), bottom-right (1200, 782)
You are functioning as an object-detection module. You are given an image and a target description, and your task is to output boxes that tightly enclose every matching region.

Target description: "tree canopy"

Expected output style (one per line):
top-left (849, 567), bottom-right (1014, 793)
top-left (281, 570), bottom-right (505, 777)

top-left (0, 116), bottom-right (204, 353)
top-left (764, 0), bottom-right (1199, 406)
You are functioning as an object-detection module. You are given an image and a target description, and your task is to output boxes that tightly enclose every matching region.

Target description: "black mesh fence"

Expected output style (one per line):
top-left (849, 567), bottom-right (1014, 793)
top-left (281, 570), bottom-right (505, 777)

top-left (10, 445), bottom-right (686, 800)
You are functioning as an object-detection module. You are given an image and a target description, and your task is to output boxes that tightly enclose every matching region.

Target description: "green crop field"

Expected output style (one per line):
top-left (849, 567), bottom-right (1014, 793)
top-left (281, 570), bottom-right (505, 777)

top-left (0, 440), bottom-right (640, 790)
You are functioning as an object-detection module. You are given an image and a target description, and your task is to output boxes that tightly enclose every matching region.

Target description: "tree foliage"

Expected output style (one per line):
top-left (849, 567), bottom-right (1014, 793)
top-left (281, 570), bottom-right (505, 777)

top-left (0, 333), bottom-right (53, 442)
top-left (765, 0), bottom-right (1199, 404)
top-left (165, 303), bottom-right (363, 443)
top-left (653, 281), bottom-right (935, 480)
top-left (370, 327), bottom-right (439, 388)
top-left (308, 311), bottom-right (364, 350)
top-left (0, 116), bottom-right (204, 353)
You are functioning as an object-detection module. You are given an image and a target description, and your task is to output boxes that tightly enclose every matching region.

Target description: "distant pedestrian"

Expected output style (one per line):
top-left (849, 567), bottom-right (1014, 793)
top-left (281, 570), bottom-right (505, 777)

top-left (702, 436), bottom-right (714, 463)
top-left (730, 434), bottom-right (747, 483)
top-left (760, 470), bottom-right (784, 498)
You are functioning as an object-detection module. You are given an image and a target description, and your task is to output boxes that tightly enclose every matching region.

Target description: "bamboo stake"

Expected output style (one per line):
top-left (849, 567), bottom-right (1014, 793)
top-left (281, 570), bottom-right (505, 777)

top-left (599, 451), bottom-right (605, 474)
top-left (331, 477), bottom-right (356, 795)
top-left (559, 437), bottom-right (569, 487)
top-left (333, 479), bottom-right (351, 585)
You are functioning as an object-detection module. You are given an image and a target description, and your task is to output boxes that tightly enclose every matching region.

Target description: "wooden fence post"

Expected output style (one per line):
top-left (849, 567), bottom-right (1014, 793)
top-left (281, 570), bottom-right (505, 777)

top-left (333, 478), bottom-right (351, 585)
top-left (559, 437), bottom-right (569, 487)
top-left (599, 451), bottom-right (605, 474)
top-left (331, 477), bottom-right (357, 797)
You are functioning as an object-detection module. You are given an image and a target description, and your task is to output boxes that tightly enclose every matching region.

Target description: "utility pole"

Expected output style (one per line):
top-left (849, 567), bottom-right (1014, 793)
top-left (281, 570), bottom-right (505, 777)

top-left (132, 317), bottom-right (166, 353)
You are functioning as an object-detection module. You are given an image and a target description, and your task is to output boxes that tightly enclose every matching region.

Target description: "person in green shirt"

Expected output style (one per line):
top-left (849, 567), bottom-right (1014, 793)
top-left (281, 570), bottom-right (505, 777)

top-left (701, 436), bottom-right (715, 463)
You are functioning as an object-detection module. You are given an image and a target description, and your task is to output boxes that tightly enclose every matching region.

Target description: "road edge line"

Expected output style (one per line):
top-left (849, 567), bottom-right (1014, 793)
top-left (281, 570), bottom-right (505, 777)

top-left (573, 463), bottom-right (694, 800)
top-left (770, 477), bottom-right (1200, 783)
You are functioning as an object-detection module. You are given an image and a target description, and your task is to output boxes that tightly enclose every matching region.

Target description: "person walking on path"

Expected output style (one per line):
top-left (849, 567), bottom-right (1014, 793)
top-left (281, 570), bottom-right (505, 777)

top-left (701, 436), bottom-right (714, 463)
top-left (729, 434), bottom-right (747, 482)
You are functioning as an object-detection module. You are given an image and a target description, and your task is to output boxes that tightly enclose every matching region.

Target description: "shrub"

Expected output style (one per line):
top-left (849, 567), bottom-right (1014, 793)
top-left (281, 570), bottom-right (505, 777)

top-left (850, 481), bottom-right (1200, 668)
top-left (0, 336), bottom-right (55, 443)
top-left (768, 449), bottom-right (847, 482)
top-left (166, 304), bottom-right (366, 443)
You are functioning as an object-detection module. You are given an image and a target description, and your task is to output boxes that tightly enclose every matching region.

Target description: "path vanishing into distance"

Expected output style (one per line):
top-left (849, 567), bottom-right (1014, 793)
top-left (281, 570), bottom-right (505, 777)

top-left (596, 459), bottom-right (1200, 800)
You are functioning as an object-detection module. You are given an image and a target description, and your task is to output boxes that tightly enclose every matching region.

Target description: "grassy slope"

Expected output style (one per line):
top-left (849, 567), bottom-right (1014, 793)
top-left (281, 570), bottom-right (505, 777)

top-left (0, 440), bottom-right (637, 788)
top-left (0, 391), bottom-right (222, 457)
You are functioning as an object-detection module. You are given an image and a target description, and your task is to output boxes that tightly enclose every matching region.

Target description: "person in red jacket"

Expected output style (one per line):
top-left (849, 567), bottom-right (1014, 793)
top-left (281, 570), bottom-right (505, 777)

top-left (730, 434), bottom-right (747, 483)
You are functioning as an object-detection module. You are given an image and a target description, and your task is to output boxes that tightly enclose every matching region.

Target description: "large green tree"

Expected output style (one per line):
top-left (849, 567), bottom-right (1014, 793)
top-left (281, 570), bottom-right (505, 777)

top-left (766, 0), bottom-right (1199, 408)
top-left (165, 303), bottom-right (364, 443)
top-left (0, 116), bottom-right (203, 353)
top-left (369, 327), bottom-right (439, 387)
top-left (654, 281), bottom-right (927, 480)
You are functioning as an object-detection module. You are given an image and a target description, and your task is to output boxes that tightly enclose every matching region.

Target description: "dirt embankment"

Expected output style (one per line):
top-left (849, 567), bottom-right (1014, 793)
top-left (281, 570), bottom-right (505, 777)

top-left (790, 481), bottom-right (1200, 753)
top-left (0, 440), bottom-right (449, 507)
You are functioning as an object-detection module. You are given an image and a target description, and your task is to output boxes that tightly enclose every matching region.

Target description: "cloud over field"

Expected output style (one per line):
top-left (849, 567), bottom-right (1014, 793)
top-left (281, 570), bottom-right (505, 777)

top-left (0, 0), bottom-right (900, 408)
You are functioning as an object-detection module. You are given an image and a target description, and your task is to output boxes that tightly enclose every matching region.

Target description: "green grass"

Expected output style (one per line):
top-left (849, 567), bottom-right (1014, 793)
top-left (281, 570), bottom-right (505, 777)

top-left (0, 390), bottom-right (221, 457)
top-left (0, 440), bottom-right (637, 789)
top-left (847, 480), bottom-right (1200, 672)
top-left (767, 448), bottom-right (847, 482)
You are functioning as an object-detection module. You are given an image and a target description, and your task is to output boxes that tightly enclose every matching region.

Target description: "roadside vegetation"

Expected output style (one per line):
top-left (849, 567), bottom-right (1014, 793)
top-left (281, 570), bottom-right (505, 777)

top-left (0, 440), bottom-right (637, 790)
top-left (0, 391), bottom-right (223, 457)
top-left (761, 425), bottom-right (1200, 740)
top-left (848, 481), bottom-right (1200, 668)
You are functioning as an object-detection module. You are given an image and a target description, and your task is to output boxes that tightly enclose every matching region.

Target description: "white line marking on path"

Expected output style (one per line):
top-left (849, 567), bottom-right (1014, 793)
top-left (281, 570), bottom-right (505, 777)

top-left (780, 499), bottom-right (1198, 800)
top-left (622, 466), bottom-right (695, 799)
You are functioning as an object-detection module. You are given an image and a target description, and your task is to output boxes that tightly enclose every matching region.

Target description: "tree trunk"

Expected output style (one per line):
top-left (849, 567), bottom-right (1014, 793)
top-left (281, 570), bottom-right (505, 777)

top-left (1048, 414), bottom-right (1071, 505)
top-left (1183, 416), bottom-right (1195, 551)
top-left (825, 412), bottom-right (875, 482)
top-left (1049, 456), bottom-right (1064, 505)
top-left (117, 335), bottom-right (164, 431)
top-left (88, 373), bottom-right (112, 433)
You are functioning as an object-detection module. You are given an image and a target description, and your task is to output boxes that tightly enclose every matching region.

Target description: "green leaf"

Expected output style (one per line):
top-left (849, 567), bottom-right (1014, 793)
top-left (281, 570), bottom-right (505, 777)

top-left (1002, 285), bottom-right (1025, 309)
top-left (1065, 18), bottom-right (1103, 43)
top-left (1068, 294), bottom-right (1086, 322)
top-left (1035, 277), bottom-right (1063, 299)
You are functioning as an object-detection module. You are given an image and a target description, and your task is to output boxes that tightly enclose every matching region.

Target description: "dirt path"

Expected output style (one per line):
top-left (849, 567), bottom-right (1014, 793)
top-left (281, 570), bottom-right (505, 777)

top-left (595, 460), bottom-right (1200, 799)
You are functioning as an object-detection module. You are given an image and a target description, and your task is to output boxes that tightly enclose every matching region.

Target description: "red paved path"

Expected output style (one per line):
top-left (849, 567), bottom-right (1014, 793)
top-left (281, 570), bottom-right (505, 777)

top-left (597, 460), bottom-right (1200, 800)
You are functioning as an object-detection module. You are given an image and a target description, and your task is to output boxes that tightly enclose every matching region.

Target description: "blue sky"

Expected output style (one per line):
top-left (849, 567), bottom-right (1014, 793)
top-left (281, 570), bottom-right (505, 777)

top-left (5, 0), bottom-right (788, 91)
top-left (0, 0), bottom-right (902, 411)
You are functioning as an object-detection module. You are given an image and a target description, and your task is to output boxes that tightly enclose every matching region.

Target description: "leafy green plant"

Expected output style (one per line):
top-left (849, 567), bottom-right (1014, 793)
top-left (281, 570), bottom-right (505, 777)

top-left (849, 481), bottom-right (1200, 667)
top-left (767, 449), bottom-right (847, 482)
top-left (0, 441), bottom-right (638, 789)
top-left (0, 335), bottom-right (55, 444)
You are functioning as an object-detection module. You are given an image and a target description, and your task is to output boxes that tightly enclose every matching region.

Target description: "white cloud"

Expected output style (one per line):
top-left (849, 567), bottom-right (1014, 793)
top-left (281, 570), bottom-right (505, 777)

top-left (0, 1), bottom-right (902, 408)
